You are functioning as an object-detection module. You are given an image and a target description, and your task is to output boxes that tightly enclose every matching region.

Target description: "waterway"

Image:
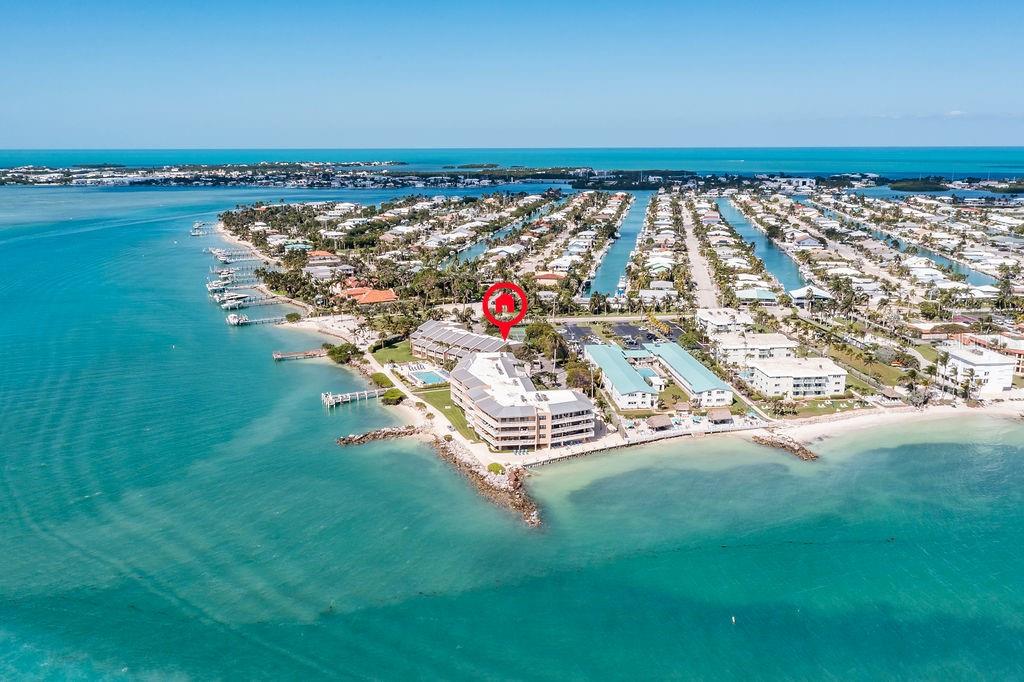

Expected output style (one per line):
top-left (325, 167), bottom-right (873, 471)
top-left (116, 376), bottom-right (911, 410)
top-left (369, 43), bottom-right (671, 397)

top-left (809, 200), bottom-right (998, 286)
top-left (716, 197), bottom-right (807, 291)
top-left (589, 190), bottom-right (655, 295)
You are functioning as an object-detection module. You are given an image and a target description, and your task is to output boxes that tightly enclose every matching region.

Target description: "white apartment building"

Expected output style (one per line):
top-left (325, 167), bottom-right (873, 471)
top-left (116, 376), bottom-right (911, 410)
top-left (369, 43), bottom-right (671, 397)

top-left (450, 352), bottom-right (595, 450)
top-left (712, 333), bottom-right (799, 367)
top-left (748, 358), bottom-right (848, 399)
top-left (695, 308), bottom-right (754, 335)
top-left (937, 343), bottom-right (1016, 398)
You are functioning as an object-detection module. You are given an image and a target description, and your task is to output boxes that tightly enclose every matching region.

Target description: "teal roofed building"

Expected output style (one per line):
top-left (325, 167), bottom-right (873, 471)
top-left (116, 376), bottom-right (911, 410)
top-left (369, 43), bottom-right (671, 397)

top-left (642, 343), bottom-right (734, 407)
top-left (583, 344), bottom-right (658, 411)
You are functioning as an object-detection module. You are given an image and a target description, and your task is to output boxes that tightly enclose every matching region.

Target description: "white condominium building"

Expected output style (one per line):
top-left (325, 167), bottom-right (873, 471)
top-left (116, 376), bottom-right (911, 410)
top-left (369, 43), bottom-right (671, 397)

top-left (695, 308), bottom-right (754, 335)
top-left (748, 358), bottom-right (847, 399)
top-left (937, 342), bottom-right (1016, 397)
top-left (712, 332), bottom-right (799, 367)
top-left (450, 352), bottom-right (595, 450)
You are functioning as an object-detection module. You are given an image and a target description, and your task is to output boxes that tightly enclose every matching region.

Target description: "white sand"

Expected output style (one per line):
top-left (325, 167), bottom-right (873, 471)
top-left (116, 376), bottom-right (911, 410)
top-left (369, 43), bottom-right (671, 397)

top-left (769, 401), bottom-right (1024, 445)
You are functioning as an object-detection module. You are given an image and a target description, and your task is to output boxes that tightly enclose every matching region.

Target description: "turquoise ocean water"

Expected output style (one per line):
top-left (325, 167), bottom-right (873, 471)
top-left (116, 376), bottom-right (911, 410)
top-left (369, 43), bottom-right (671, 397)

top-left (4, 147), bottom-right (1024, 177)
top-left (3, 185), bottom-right (1024, 679)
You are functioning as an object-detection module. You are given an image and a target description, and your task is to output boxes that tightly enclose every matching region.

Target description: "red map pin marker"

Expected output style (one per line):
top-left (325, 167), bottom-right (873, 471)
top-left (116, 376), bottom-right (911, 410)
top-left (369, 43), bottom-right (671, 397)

top-left (482, 282), bottom-right (528, 341)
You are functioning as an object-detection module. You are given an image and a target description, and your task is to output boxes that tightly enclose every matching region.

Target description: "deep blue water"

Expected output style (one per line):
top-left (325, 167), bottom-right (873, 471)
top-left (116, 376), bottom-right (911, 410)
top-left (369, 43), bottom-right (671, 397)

top-left (5, 147), bottom-right (1024, 177)
top-left (716, 197), bottom-right (807, 291)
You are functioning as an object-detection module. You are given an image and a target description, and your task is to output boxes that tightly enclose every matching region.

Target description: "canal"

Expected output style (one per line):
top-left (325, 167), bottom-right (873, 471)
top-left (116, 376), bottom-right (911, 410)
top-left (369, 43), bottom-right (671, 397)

top-left (716, 197), bottom-right (807, 291)
top-left (589, 190), bottom-right (655, 295)
top-left (807, 200), bottom-right (997, 286)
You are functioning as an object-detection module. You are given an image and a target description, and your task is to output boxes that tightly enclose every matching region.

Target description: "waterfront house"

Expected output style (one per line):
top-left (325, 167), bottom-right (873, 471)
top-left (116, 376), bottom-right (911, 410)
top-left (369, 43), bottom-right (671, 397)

top-left (338, 287), bottom-right (398, 306)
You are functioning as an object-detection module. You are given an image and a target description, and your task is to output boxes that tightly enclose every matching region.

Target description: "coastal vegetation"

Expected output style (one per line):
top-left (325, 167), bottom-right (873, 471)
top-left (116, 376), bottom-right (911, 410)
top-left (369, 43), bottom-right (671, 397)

top-left (369, 372), bottom-right (394, 388)
top-left (326, 343), bottom-right (362, 364)
top-left (888, 177), bottom-right (948, 191)
top-left (380, 388), bottom-right (406, 405)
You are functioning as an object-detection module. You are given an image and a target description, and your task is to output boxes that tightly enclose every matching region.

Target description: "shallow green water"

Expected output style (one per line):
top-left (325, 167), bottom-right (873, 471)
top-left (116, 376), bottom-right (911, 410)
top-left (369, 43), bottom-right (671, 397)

top-left (2, 187), bottom-right (1024, 679)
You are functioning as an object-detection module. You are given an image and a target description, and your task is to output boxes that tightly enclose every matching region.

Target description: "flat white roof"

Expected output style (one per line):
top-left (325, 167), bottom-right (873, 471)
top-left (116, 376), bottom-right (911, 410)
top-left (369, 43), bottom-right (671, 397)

top-left (749, 357), bottom-right (847, 378)
top-left (713, 332), bottom-right (798, 350)
top-left (696, 308), bottom-right (754, 325)
top-left (463, 353), bottom-right (585, 408)
top-left (941, 343), bottom-right (1017, 367)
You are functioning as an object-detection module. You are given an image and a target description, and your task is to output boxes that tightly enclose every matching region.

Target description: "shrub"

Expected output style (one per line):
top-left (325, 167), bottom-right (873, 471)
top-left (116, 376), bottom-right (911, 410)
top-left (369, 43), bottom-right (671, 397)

top-left (369, 372), bottom-right (394, 388)
top-left (487, 462), bottom-right (505, 475)
top-left (380, 388), bottom-right (405, 405)
top-left (443, 434), bottom-right (453, 442)
top-left (327, 343), bottom-right (361, 364)
top-left (285, 312), bottom-right (301, 323)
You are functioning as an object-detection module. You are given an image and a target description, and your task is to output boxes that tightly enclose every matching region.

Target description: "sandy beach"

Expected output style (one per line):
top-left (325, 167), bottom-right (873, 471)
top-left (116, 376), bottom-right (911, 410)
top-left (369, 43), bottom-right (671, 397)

top-left (765, 401), bottom-right (1024, 445)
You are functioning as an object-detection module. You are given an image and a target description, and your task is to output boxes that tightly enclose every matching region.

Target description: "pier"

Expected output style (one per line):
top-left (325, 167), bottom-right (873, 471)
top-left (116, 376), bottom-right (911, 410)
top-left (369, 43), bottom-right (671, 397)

top-left (226, 314), bottom-right (285, 326)
top-left (219, 295), bottom-right (280, 310)
top-left (321, 389), bottom-right (389, 407)
top-left (273, 349), bottom-right (328, 361)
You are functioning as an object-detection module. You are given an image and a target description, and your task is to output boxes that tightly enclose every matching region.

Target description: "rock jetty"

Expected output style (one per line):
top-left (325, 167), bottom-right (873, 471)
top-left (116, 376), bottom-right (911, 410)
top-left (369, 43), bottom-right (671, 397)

top-left (431, 437), bottom-right (541, 527)
top-left (336, 425), bottom-right (419, 447)
top-left (752, 433), bottom-right (819, 461)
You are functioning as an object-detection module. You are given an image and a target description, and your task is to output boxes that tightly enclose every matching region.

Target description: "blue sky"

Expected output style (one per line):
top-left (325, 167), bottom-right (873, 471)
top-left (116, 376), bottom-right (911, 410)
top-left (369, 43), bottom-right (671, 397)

top-left (2, 0), bottom-right (1022, 148)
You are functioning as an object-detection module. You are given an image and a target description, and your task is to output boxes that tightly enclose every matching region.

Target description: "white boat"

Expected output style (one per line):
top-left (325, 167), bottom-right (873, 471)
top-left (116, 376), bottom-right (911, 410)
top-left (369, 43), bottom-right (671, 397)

top-left (226, 314), bottom-right (248, 326)
top-left (212, 292), bottom-right (247, 304)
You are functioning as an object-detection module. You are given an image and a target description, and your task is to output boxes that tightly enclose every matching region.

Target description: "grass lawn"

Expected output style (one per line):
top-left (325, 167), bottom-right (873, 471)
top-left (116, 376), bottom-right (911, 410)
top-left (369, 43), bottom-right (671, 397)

top-left (793, 398), bottom-right (866, 418)
top-left (846, 375), bottom-right (877, 395)
top-left (915, 343), bottom-right (939, 362)
top-left (828, 347), bottom-right (905, 386)
top-left (416, 387), bottom-right (478, 442)
top-left (373, 340), bottom-right (415, 365)
top-left (658, 381), bottom-right (689, 406)
top-left (618, 410), bottom-right (660, 419)
top-left (1014, 375), bottom-right (1024, 389)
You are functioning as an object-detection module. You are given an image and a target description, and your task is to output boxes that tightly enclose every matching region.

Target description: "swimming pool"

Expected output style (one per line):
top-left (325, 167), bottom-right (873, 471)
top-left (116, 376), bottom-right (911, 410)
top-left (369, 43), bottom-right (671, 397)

top-left (412, 370), bottom-right (448, 385)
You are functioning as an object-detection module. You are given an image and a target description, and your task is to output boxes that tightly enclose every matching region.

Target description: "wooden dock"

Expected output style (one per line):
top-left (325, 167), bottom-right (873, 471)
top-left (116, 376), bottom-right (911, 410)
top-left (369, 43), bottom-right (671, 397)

top-left (226, 314), bottom-right (284, 326)
top-left (321, 389), bottom-right (389, 407)
top-left (273, 349), bottom-right (328, 361)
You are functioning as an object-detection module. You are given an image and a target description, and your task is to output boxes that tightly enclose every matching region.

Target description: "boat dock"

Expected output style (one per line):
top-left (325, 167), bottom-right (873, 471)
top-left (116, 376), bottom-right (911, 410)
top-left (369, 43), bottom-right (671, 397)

top-left (273, 349), bottom-right (328, 361)
top-left (219, 295), bottom-right (279, 310)
top-left (226, 314), bottom-right (284, 326)
top-left (321, 389), bottom-right (389, 407)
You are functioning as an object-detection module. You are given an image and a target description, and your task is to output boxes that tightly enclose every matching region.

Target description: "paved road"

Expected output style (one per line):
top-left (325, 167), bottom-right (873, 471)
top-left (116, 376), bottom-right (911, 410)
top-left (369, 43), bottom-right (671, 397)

top-left (682, 208), bottom-right (719, 308)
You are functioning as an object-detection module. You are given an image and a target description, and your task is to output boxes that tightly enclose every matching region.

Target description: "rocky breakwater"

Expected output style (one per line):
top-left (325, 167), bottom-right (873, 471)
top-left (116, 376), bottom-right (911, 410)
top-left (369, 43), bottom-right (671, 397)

top-left (337, 425), bottom-right (420, 446)
top-left (751, 433), bottom-right (819, 461)
top-left (431, 437), bottom-right (541, 527)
